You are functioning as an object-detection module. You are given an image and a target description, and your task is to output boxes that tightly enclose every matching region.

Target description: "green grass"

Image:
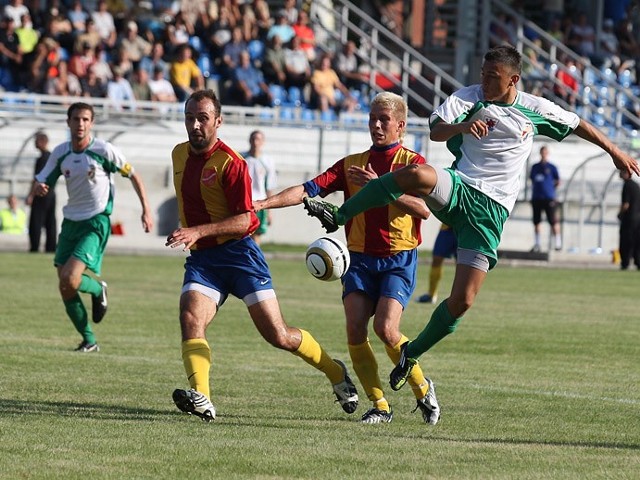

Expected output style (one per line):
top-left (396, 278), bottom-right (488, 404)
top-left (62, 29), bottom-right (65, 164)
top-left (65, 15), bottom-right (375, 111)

top-left (0, 251), bottom-right (638, 479)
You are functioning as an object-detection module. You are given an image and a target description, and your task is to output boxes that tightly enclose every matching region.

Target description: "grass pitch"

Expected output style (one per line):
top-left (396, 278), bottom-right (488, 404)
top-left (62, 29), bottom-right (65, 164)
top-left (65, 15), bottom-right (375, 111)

top-left (0, 251), bottom-right (638, 479)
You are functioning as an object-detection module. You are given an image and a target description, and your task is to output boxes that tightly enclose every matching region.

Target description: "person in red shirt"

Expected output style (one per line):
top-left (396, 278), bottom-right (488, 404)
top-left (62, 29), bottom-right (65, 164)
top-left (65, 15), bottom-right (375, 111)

top-left (168, 89), bottom-right (358, 422)
top-left (292, 9), bottom-right (316, 61)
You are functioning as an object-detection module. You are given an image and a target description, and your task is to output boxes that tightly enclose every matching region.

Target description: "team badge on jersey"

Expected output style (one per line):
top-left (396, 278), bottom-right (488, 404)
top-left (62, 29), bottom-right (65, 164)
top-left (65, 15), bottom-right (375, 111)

top-left (484, 117), bottom-right (498, 131)
top-left (521, 123), bottom-right (534, 141)
top-left (201, 168), bottom-right (217, 187)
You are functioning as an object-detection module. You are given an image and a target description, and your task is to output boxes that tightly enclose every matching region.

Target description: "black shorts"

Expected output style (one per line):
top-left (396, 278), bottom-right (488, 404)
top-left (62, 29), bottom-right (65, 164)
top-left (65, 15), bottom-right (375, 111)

top-left (532, 199), bottom-right (558, 225)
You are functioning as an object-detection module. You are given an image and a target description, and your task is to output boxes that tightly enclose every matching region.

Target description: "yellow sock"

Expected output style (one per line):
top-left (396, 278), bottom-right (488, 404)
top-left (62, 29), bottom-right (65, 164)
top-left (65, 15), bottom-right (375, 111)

top-left (181, 338), bottom-right (212, 399)
top-left (429, 265), bottom-right (443, 297)
top-left (292, 329), bottom-right (343, 384)
top-left (349, 340), bottom-right (388, 410)
top-left (385, 336), bottom-right (429, 399)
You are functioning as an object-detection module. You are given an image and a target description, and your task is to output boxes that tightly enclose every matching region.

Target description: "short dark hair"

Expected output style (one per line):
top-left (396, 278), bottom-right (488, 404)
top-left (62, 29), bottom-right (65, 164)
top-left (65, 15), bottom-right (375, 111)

top-left (67, 102), bottom-right (95, 120)
top-left (185, 90), bottom-right (222, 117)
top-left (484, 45), bottom-right (522, 75)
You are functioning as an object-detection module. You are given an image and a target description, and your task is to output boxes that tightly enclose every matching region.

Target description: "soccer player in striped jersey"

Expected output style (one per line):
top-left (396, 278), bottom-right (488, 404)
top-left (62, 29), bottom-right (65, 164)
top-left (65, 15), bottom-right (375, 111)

top-left (32, 102), bottom-right (154, 353)
top-left (255, 91), bottom-right (441, 425)
top-left (303, 45), bottom-right (640, 405)
top-left (167, 89), bottom-right (358, 422)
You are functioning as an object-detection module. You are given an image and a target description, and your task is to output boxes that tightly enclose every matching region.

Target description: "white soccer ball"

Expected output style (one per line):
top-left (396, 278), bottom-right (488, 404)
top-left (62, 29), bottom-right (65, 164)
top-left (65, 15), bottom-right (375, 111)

top-left (305, 237), bottom-right (350, 281)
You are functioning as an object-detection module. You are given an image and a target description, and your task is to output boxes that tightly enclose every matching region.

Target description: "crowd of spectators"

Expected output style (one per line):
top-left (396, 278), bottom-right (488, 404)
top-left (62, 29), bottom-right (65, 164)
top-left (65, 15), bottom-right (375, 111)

top-left (0, 0), bottom-right (371, 117)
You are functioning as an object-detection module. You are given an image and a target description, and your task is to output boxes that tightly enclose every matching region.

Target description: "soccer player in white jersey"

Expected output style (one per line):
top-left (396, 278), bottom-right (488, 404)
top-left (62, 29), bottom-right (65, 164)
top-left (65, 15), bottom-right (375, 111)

top-left (32, 102), bottom-right (153, 352)
top-left (303, 45), bottom-right (640, 414)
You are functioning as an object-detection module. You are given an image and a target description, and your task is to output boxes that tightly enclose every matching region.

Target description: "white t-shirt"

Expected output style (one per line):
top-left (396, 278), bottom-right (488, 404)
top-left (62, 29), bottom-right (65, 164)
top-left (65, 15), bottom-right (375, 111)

top-left (430, 85), bottom-right (580, 212)
top-left (36, 138), bottom-right (134, 221)
top-left (242, 152), bottom-right (277, 201)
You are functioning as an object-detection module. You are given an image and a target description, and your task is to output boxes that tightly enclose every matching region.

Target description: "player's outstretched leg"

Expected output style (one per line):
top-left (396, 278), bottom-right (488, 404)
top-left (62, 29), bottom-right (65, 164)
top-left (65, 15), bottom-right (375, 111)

top-left (413, 378), bottom-right (441, 425)
top-left (172, 388), bottom-right (216, 422)
top-left (332, 359), bottom-right (359, 413)
top-left (303, 197), bottom-right (339, 233)
top-left (389, 341), bottom-right (418, 391)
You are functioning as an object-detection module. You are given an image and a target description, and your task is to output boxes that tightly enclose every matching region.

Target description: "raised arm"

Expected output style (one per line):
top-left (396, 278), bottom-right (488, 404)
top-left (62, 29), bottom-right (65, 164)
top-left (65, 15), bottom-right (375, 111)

top-left (253, 184), bottom-right (307, 211)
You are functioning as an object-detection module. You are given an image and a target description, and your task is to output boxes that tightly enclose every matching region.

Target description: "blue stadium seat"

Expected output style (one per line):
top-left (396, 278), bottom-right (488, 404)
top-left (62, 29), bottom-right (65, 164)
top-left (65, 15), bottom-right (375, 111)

top-left (197, 54), bottom-right (211, 78)
top-left (279, 106), bottom-right (295, 120)
top-left (287, 86), bottom-right (303, 106)
top-left (248, 40), bottom-right (265, 64)
top-left (269, 84), bottom-right (287, 106)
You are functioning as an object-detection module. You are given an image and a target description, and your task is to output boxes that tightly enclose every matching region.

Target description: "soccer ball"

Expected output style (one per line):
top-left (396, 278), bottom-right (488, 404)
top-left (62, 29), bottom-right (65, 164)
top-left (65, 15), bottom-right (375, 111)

top-left (305, 237), bottom-right (350, 281)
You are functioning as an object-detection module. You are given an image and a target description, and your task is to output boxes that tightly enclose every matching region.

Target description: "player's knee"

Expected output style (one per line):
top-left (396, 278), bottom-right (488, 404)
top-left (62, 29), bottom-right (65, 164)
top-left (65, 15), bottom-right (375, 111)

top-left (372, 322), bottom-right (396, 345)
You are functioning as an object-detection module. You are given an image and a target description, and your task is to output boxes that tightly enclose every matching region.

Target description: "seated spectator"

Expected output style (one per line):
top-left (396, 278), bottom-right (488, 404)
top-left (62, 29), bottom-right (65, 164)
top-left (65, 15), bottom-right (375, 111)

top-left (616, 18), bottom-right (640, 62)
top-left (600, 18), bottom-right (625, 72)
top-left (262, 33), bottom-right (286, 85)
top-left (0, 15), bottom-right (23, 92)
top-left (252, 0), bottom-right (272, 40)
top-left (222, 25), bottom-right (247, 79)
top-left (91, 0), bottom-right (117, 49)
top-left (15, 12), bottom-right (38, 58)
top-left (107, 65), bottom-right (136, 110)
top-left (165, 11), bottom-right (194, 56)
top-left (206, 4), bottom-right (233, 63)
top-left (67, 0), bottom-right (89, 34)
top-left (140, 41), bottom-right (169, 79)
top-left (292, 9), bottom-right (316, 62)
top-left (334, 40), bottom-right (368, 92)
top-left (521, 38), bottom-right (548, 96)
top-left (73, 18), bottom-right (101, 53)
top-left (80, 64), bottom-right (107, 97)
top-left (231, 49), bottom-right (272, 106)
top-left (68, 41), bottom-right (95, 81)
top-left (310, 53), bottom-right (356, 114)
top-left (0, 195), bottom-right (26, 234)
top-left (283, 35), bottom-right (311, 89)
top-left (43, 7), bottom-right (73, 54)
top-left (281, 0), bottom-right (298, 25)
top-left (118, 21), bottom-right (152, 65)
top-left (149, 65), bottom-right (177, 102)
top-left (169, 43), bottom-right (204, 102)
top-left (90, 42), bottom-right (113, 84)
top-left (267, 10), bottom-right (295, 45)
top-left (111, 45), bottom-right (134, 81)
top-left (3, 0), bottom-right (29, 27)
top-left (567, 12), bottom-right (595, 59)
top-left (29, 36), bottom-right (57, 93)
top-left (131, 66), bottom-right (152, 101)
top-left (554, 56), bottom-right (580, 107)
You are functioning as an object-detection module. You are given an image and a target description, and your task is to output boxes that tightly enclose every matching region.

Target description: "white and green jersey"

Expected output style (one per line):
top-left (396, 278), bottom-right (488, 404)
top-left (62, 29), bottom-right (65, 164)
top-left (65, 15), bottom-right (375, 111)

top-left (35, 138), bottom-right (134, 221)
top-left (430, 85), bottom-right (580, 212)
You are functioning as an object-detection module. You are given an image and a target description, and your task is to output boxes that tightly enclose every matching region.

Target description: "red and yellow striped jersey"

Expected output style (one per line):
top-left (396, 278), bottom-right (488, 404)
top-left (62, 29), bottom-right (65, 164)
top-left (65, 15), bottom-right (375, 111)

top-left (310, 143), bottom-right (425, 256)
top-left (171, 139), bottom-right (259, 250)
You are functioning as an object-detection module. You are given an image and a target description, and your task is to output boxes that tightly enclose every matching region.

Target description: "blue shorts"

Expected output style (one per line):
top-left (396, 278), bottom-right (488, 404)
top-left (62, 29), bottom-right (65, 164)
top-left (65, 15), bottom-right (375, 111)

top-left (342, 249), bottom-right (417, 310)
top-left (433, 228), bottom-right (457, 258)
top-left (183, 236), bottom-right (273, 307)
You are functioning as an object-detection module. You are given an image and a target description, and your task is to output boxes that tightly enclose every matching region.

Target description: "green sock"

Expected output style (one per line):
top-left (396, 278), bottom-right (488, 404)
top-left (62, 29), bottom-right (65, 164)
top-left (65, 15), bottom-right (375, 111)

top-left (406, 300), bottom-right (461, 359)
top-left (79, 274), bottom-right (102, 297)
top-left (63, 294), bottom-right (95, 344)
top-left (336, 172), bottom-right (404, 224)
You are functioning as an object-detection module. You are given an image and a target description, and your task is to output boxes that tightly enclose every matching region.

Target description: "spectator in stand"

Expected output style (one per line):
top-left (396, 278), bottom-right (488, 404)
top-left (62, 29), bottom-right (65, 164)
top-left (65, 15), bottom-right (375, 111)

top-left (220, 0), bottom-right (243, 26)
top-left (267, 10), bottom-right (295, 45)
top-left (29, 36), bottom-right (56, 93)
top-left (149, 65), bottom-right (177, 102)
top-left (80, 64), bottom-right (107, 97)
top-left (118, 20), bottom-right (152, 66)
top-left (205, 3), bottom-right (233, 63)
top-left (67, 0), bottom-right (89, 34)
top-left (600, 18), bottom-right (628, 73)
top-left (281, 0), bottom-right (298, 25)
top-left (616, 17), bottom-right (640, 64)
top-left (43, 6), bottom-right (73, 54)
top-left (111, 45), bottom-right (134, 81)
top-left (169, 43), bottom-right (204, 102)
top-left (90, 42), bottom-right (113, 84)
top-left (0, 15), bottom-right (23, 92)
top-left (91, 0), bottom-right (117, 50)
top-left (335, 39), bottom-right (367, 93)
top-left (252, 0), bottom-right (272, 40)
top-left (73, 18), bottom-right (101, 53)
top-left (15, 12), bottom-right (38, 60)
top-left (262, 33), bottom-right (286, 85)
top-left (546, 17), bottom-right (565, 44)
top-left (310, 53), bottom-right (356, 115)
top-left (222, 25), bottom-right (247, 79)
top-left (107, 65), bottom-right (136, 109)
top-left (231, 49), bottom-right (272, 106)
top-left (239, 3), bottom-right (259, 43)
top-left (3, 0), bottom-right (29, 27)
top-left (521, 38), bottom-right (547, 96)
top-left (284, 35), bottom-right (311, 90)
top-left (131, 66), bottom-right (152, 101)
top-left (68, 41), bottom-right (95, 82)
top-left (554, 56), bottom-right (580, 107)
top-left (292, 9), bottom-right (316, 62)
top-left (140, 41), bottom-right (169, 79)
top-left (165, 11), bottom-right (194, 55)
top-left (567, 12), bottom-right (596, 59)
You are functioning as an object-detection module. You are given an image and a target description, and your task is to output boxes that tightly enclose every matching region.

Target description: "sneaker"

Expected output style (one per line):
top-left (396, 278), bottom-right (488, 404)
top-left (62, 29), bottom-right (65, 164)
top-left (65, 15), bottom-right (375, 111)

top-left (303, 197), bottom-right (339, 233)
top-left (530, 245), bottom-right (541, 253)
top-left (74, 340), bottom-right (99, 353)
top-left (361, 407), bottom-right (393, 424)
top-left (92, 281), bottom-right (108, 323)
top-left (413, 378), bottom-right (440, 425)
top-left (172, 388), bottom-right (216, 422)
top-left (389, 341), bottom-right (417, 391)
top-left (417, 293), bottom-right (437, 304)
top-left (332, 359), bottom-right (359, 414)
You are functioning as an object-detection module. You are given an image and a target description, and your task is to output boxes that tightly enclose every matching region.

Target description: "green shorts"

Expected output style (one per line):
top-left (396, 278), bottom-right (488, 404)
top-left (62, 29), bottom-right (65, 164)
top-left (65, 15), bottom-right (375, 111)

top-left (55, 214), bottom-right (111, 275)
top-left (255, 209), bottom-right (269, 236)
top-left (431, 169), bottom-right (508, 270)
